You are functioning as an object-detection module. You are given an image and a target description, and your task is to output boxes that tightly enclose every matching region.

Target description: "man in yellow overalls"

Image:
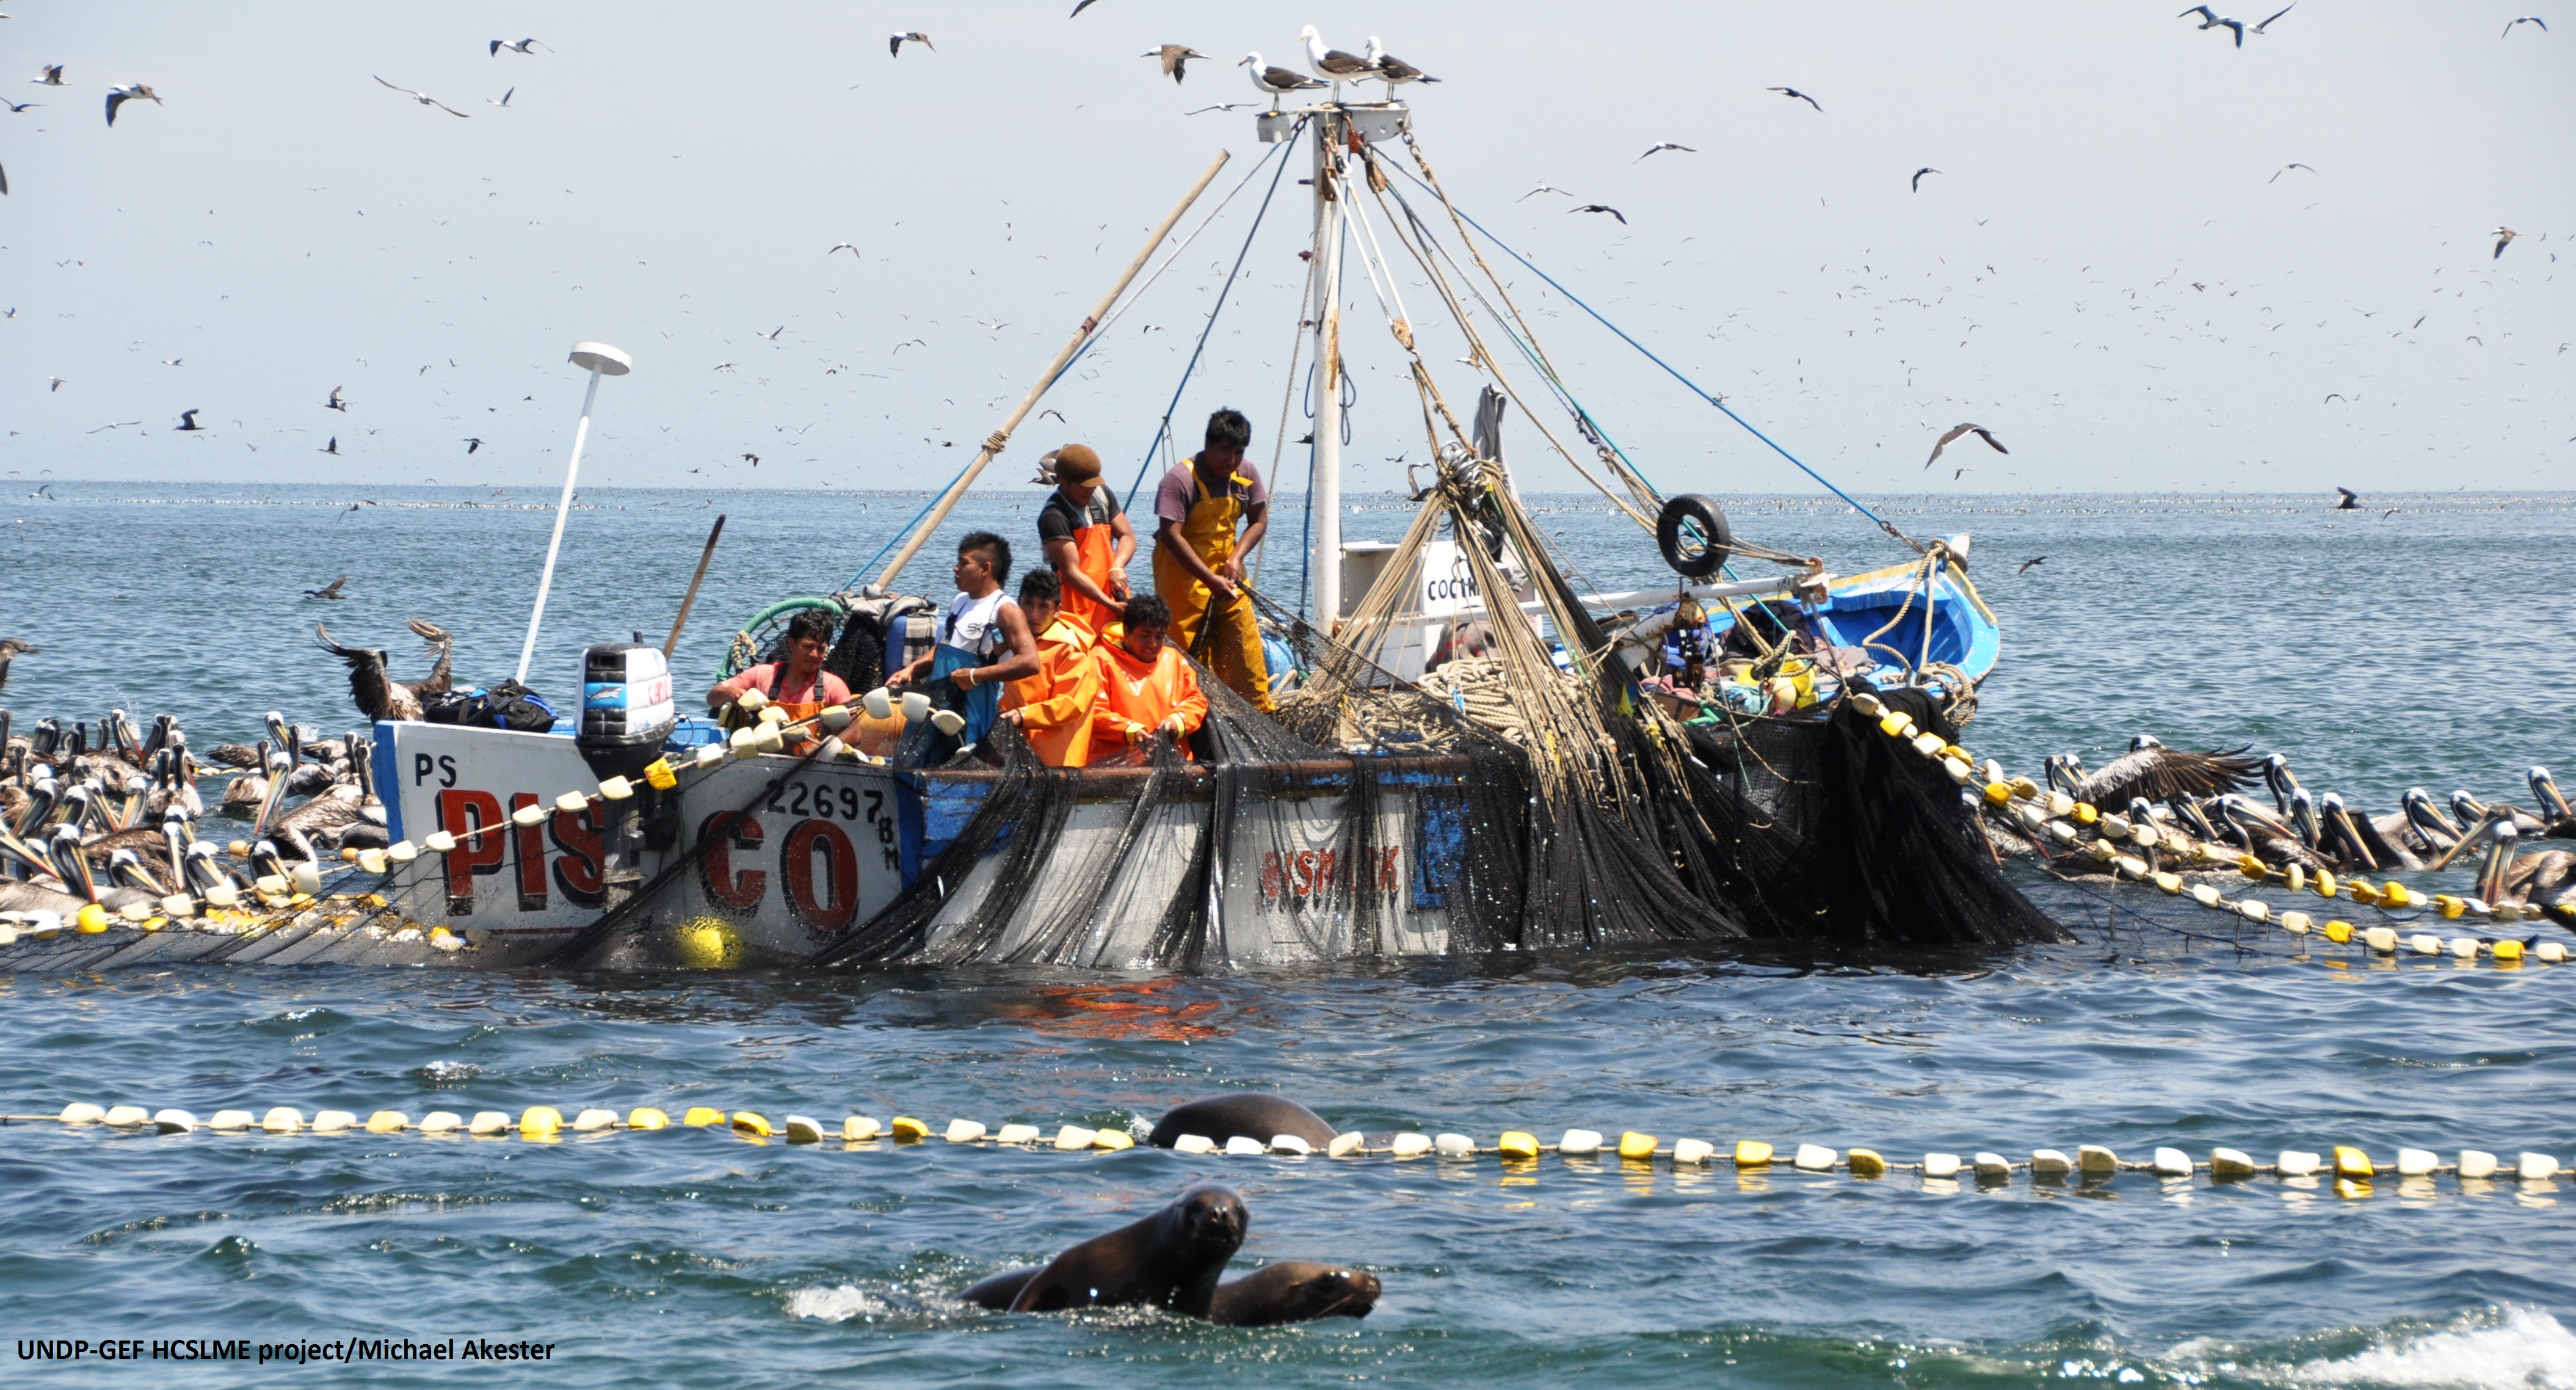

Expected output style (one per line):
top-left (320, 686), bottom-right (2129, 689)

top-left (1150, 407), bottom-right (1272, 711)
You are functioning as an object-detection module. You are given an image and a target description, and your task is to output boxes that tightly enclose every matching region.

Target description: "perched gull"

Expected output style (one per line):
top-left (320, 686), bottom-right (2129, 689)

top-left (2179, 6), bottom-right (2246, 46)
top-left (2268, 162), bottom-right (2316, 183)
top-left (1923, 423), bottom-right (2007, 468)
top-left (1241, 53), bottom-right (1325, 103)
top-left (1144, 45), bottom-right (1210, 84)
top-left (1636, 142), bottom-right (1696, 162)
top-left (2503, 15), bottom-right (2547, 35)
top-left (1569, 204), bottom-right (1627, 225)
top-left (488, 38), bottom-right (546, 55)
top-left (373, 76), bottom-right (468, 117)
top-left (32, 64), bottom-right (65, 86)
top-left (103, 82), bottom-right (159, 126)
top-left (2494, 226), bottom-right (2519, 258)
top-left (1299, 26), bottom-right (1377, 95)
top-left (888, 32), bottom-right (933, 57)
top-left (1363, 37), bottom-right (1439, 87)
top-left (1767, 86), bottom-right (1822, 112)
top-left (1912, 167), bottom-right (1940, 191)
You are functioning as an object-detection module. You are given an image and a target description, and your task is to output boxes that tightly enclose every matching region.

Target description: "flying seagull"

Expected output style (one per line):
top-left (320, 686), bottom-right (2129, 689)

top-left (86, 420), bottom-right (139, 432)
top-left (374, 76), bottom-right (468, 117)
top-left (888, 32), bottom-right (932, 57)
top-left (1519, 183), bottom-right (1572, 202)
top-left (1570, 204), bottom-right (1627, 224)
top-left (2249, 2), bottom-right (2295, 34)
top-left (828, 241), bottom-right (860, 256)
top-left (1636, 142), bottom-right (1697, 162)
top-left (103, 82), bottom-right (159, 126)
top-left (175, 409), bottom-right (202, 431)
top-left (2503, 15), bottom-right (2547, 35)
top-left (2334, 486), bottom-right (2360, 509)
top-left (2017, 556), bottom-right (2048, 575)
top-left (2268, 162), bottom-right (2317, 183)
top-left (32, 64), bottom-right (64, 86)
top-left (1912, 167), bottom-right (1940, 192)
top-left (47, 376), bottom-right (62, 391)
top-left (321, 435), bottom-right (339, 454)
top-left (1144, 45), bottom-right (1209, 84)
top-left (1924, 423), bottom-right (2007, 468)
top-left (462, 438), bottom-right (482, 454)
top-left (1299, 26), bottom-right (1377, 90)
top-left (741, 453), bottom-right (760, 467)
top-left (305, 575), bottom-right (349, 600)
top-left (488, 87), bottom-right (514, 107)
top-left (1241, 53), bottom-right (1326, 101)
top-left (488, 38), bottom-right (546, 55)
top-left (2179, 6), bottom-right (2247, 45)
top-left (1070, 0), bottom-right (1103, 13)
top-left (1768, 86), bottom-right (1822, 112)
top-left (3, 99), bottom-right (40, 112)
top-left (325, 385), bottom-right (347, 411)
top-left (2493, 227), bottom-right (2519, 258)
top-left (1364, 37), bottom-right (1439, 87)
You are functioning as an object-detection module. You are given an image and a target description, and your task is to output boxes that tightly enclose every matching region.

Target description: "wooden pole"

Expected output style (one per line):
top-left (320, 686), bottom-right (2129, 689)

top-left (874, 150), bottom-right (1232, 592)
top-left (663, 514), bottom-right (727, 658)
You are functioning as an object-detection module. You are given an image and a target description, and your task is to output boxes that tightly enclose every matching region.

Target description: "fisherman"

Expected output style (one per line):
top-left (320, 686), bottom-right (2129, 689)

top-left (1036, 443), bottom-right (1136, 638)
top-left (887, 531), bottom-right (1040, 752)
top-left (705, 608), bottom-right (851, 754)
top-left (1000, 569), bottom-right (1102, 768)
top-left (1152, 408), bottom-right (1271, 711)
top-left (1087, 595), bottom-right (1207, 764)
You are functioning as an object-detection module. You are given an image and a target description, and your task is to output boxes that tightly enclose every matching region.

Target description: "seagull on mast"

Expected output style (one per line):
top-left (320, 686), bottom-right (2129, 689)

top-left (1636, 142), bottom-right (1696, 162)
top-left (1767, 86), bottom-right (1823, 112)
top-left (1241, 53), bottom-right (1325, 106)
top-left (888, 32), bottom-right (933, 57)
top-left (1144, 45), bottom-right (1209, 84)
top-left (1363, 37), bottom-right (1439, 88)
top-left (1299, 26), bottom-right (1377, 98)
top-left (373, 76), bottom-right (469, 117)
top-left (103, 83), bottom-right (160, 126)
top-left (1923, 423), bottom-right (2007, 468)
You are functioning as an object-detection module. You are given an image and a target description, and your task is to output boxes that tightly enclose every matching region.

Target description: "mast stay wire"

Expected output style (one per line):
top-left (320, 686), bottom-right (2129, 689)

top-left (1247, 236), bottom-right (1316, 597)
top-left (1119, 119), bottom-right (1308, 511)
top-left (1387, 152), bottom-right (1921, 554)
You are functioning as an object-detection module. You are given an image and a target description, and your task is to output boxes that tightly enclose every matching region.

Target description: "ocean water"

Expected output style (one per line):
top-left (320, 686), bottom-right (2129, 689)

top-left (5, 484), bottom-right (2575, 1387)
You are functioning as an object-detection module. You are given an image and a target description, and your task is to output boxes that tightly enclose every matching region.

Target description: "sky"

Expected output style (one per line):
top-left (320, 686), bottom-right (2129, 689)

top-left (2, 1), bottom-right (2569, 501)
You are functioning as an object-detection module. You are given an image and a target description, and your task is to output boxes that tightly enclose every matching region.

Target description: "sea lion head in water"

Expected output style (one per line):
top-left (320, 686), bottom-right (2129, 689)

top-left (1007, 1184), bottom-right (1247, 1317)
top-left (1149, 1093), bottom-right (1339, 1150)
top-left (1208, 1261), bottom-right (1380, 1326)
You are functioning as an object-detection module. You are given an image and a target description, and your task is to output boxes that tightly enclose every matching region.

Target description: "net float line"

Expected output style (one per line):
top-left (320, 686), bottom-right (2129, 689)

top-left (11, 1105), bottom-right (2569, 1191)
top-left (1841, 691), bottom-right (2575, 960)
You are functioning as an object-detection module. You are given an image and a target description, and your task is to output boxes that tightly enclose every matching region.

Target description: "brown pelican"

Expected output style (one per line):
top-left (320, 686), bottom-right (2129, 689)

top-left (2534, 768), bottom-right (2576, 837)
top-left (314, 619), bottom-right (453, 721)
top-left (2051, 736), bottom-right (2260, 810)
top-left (2219, 795), bottom-right (2326, 871)
top-left (0, 636), bottom-right (35, 691)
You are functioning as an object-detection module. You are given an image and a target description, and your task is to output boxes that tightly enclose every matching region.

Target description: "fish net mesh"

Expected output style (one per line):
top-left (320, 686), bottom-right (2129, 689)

top-left (807, 464), bottom-right (2062, 970)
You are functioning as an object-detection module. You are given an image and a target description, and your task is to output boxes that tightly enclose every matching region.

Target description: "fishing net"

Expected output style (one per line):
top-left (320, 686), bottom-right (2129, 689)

top-left (803, 454), bottom-right (2062, 972)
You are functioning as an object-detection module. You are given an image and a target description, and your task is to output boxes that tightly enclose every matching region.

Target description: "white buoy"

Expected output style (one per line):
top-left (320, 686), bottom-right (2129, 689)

top-left (514, 341), bottom-right (633, 685)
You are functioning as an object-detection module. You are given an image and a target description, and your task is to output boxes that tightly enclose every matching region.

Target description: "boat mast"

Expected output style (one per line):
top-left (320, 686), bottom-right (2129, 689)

top-left (1308, 111), bottom-right (1347, 628)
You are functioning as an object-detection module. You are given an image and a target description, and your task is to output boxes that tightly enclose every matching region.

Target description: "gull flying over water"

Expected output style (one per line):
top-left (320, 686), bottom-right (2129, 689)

top-left (888, 32), bottom-right (932, 57)
top-left (462, 438), bottom-right (482, 454)
top-left (1636, 142), bottom-right (1696, 162)
top-left (1924, 423), bottom-right (2007, 468)
top-left (2017, 557), bottom-right (2048, 575)
top-left (1912, 167), bottom-right (1940, 192)
top-left (32, 64), bottom-right (65, 86)
top-left (1144, 45), bottom-right (1210, 84)
top-left (104, 83), bottom-right (159, 126)
top-left (2503, 16), bottom-right (2547, 36)
top-left (304, 575), bottom-right (348, 600)
top-left (321, 435), bottom-right (339, 454)
top-left (1241, 53), bottom-right (1325, 101)
top-left (374, 76), bottom-right (468, 117)
top-left (1768, 86), bottom-right (1821, 112)
top-left (1570, 204), bottom-right (1627, 224)
top-left (2334, 486), bottom-right (2360, 509)
top-left (489, 38), bottom-right (546, 56)
top-left (1364, 37), bottom-right (1439, 87)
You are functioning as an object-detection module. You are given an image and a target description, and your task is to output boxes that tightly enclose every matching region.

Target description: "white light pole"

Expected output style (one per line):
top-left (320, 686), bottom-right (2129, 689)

top-left (515, 340), bottom-right (632, 686)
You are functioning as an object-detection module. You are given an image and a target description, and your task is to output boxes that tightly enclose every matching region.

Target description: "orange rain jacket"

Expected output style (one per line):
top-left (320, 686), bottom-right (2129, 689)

top-left (1003, 612), bottom-right (1103, 767)
top-left (1087, 638), bottom-right (1207, 763)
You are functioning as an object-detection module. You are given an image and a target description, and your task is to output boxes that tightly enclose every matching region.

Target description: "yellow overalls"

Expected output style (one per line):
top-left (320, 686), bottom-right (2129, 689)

top-left (1152, 460), bottom-right (1272, 712)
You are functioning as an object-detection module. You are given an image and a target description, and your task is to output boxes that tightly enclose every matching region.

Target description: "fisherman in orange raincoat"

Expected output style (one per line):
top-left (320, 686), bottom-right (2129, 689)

top-left (1086, 594), bottom-right (1208, 764)
top-left (999, 569), bottom-right (1101, 768)
top-left (1035, 443), bottom-right (1136, 639)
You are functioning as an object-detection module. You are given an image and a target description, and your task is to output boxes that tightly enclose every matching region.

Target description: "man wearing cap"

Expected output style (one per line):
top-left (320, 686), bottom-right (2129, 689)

top-left (1035, 443), bottom-right (1136, 639)
top-left (1151, 407), bottom-right (1271, 711)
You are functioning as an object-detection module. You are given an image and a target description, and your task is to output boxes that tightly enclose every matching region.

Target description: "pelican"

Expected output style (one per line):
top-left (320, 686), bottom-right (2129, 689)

top-left (0, 636), bottom-right (35, 693)
top-left (2053, 735), bottom-right (2260, 810)
top-left (315, 619), bottom-right (454, 721)
top-left (2531, 766), bottom-right (2574, 834)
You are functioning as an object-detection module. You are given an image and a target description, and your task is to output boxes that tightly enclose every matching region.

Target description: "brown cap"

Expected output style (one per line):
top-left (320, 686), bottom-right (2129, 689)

top-left (1051, 443), bottom-right (1102, 482)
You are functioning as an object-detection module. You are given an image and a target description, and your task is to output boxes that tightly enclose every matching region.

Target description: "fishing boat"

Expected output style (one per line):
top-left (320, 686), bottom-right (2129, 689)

top-left (8, 86), bottom-right (2028, 972)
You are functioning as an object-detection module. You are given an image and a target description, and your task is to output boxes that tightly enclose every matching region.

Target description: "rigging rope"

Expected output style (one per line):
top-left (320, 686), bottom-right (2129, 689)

top-left (1388, 162), bottom-right (1923, 555)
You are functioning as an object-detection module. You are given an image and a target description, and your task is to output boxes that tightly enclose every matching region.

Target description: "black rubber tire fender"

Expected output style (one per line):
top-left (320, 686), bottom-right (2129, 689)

top-left (1655, 494), bottom-right (1733, 579)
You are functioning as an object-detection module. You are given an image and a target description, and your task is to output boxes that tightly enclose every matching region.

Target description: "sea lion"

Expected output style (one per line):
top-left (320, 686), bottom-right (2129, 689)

top-left (961, 1258), bottom-right (1380, 1325)
top-left (1207, 1261), bottom-right (1380, 1326)
top-left (1006, 1184), bottom-right (1246, 1316)
top-left (1149, 1093), bottom-right (1338, 1150)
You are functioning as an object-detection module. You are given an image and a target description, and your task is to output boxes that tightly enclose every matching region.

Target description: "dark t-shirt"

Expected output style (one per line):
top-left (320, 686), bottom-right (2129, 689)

top-left (1153, 457), bottom-right (1267, 526)
top-left (1037, 487), bottom-right (1121, 545)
